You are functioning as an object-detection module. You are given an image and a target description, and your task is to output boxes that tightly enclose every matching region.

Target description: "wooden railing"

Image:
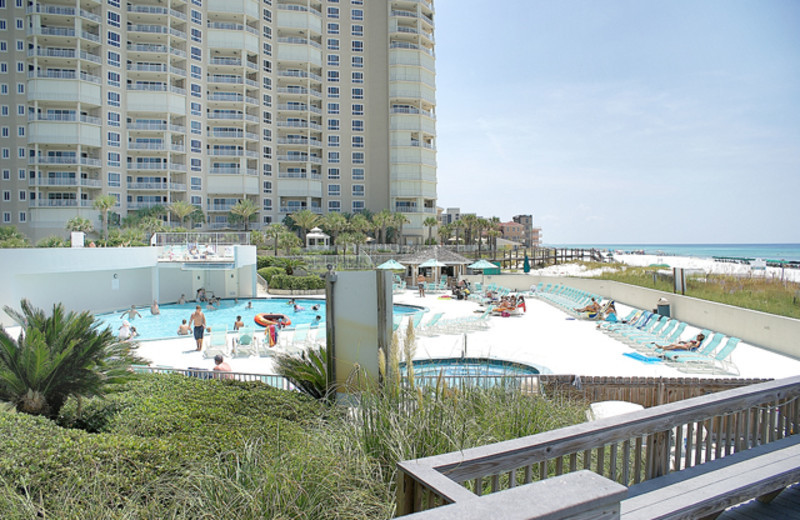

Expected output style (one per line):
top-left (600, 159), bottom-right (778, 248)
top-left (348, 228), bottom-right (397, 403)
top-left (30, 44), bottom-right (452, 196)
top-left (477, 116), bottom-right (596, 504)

top-left (396, 375), bottom-right (800, 516)
top-left (132, 365), bottom-right (293, 390)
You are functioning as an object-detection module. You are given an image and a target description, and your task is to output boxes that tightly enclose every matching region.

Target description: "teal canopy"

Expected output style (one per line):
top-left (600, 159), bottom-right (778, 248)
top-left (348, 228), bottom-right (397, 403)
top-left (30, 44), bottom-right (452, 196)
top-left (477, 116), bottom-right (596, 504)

top-left (376, 259), bottom-right (405, 270)
top-left (467, 259), bottom-right (498, 270)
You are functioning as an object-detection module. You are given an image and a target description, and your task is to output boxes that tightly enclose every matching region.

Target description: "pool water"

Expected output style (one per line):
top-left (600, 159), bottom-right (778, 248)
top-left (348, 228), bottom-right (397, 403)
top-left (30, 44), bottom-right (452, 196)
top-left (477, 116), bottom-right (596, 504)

top-left (402, 357), bottom-right (542, 378)
top-left (97, 298), bottom-right (421, 341)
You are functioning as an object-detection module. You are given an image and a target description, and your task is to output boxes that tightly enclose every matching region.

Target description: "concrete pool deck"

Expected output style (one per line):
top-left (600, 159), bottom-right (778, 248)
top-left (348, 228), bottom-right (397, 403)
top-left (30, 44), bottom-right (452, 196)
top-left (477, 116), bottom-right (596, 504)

top-left (131, 290), bottom-right (800, 380)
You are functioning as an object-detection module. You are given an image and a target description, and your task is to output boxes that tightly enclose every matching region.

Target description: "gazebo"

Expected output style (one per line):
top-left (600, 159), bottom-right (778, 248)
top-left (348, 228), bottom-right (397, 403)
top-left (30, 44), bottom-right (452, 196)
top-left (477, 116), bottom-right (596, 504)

top-left (305, 227), bottom-right (330, 249)
top-left (398, 246), bottom-right (472, 287)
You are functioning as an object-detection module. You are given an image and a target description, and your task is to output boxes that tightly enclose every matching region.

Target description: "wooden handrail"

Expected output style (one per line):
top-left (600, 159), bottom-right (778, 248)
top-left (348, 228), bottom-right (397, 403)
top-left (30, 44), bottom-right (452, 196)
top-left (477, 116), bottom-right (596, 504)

top-left (396, 375), bottom-right (800, 516)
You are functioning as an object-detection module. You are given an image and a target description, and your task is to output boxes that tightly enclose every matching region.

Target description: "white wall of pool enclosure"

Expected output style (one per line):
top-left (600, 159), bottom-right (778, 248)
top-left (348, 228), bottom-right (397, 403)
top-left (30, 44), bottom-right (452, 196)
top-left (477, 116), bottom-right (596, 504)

top-left (0, 246), bottom-right (257, 327)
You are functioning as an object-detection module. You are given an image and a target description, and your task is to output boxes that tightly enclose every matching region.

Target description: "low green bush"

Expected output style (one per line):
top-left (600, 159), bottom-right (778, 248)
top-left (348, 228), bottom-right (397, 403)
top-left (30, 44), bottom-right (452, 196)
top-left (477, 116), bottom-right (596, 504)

top-left (258, 266), bottom-right (285, 284)
top-left (257, 255), bottom-right (281, 269)
top-left (269, 274), bottom-right (325, 291)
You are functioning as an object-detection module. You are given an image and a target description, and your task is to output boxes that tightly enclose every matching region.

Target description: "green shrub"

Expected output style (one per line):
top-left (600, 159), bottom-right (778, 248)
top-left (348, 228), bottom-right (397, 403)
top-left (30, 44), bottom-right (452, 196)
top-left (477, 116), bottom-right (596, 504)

top-left (257, 255), bottom-right (281, 269)
top-left (258, 266), bottom-right (285, 284)
top-left (269, 274), bottom-right (325, 291)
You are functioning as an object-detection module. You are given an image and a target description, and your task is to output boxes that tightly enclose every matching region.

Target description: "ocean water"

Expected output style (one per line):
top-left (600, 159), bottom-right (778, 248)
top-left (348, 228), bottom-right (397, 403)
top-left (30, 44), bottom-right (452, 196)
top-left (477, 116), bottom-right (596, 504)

top-left (553, 244), bottom-right (800, 263)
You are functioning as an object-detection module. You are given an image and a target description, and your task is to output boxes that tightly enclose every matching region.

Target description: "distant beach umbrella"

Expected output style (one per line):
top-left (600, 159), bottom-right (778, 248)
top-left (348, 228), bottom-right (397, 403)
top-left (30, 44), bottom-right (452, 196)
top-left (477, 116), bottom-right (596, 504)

top-left (376, 259), bottom-right (405, 270)
top-left (523, 254), bottom-right (531, 273)
top-left (467, 259), bottom-right (499, 286)
top-left (419, 258), bottom-right (447, 284)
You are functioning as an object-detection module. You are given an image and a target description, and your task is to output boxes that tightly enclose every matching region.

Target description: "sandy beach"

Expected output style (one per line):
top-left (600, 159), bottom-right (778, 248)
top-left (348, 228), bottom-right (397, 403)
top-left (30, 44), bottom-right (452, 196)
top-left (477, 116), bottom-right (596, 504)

top-left (530, 253), bottom-right (800, 283)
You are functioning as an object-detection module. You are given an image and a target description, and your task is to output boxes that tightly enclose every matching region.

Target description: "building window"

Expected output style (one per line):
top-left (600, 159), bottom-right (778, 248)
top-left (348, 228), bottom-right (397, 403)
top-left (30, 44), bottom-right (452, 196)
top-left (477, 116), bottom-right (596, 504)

top-left (327, 38), bottom-right (339, 50)
top-left (191, 9), bottom-right (202, 23)
top-left (328, 119), bottom-right (339, 131)
top-left (351, 24), bottom-right (363, 36)
top-left (191, 28), bottom-right (202, 42)
top-left (263, 163), bottom-right (272, 176)
top-left (107, 51), bottom-right (120, 67)
top-left (327, 103), bottom-right (339, 115)
top-left (191, 65), bottom-right (202, 79)
top-left (107, 112), bottom-right (120, 126)
top-left (352, 119), bottom-right (364, 131)
top-left (191, 177), bottom-right (202, 190)
top-left (352, 71), bottom-right (364, 84)
top-left (191, 121), bottom-right (201, 135)
top-left (108, 172), bottom-right (120, 187)
top-left (352, 40), bottom-right (363, 52)
top-left (191, 139), bottom-right (201, 153)
top-left (327, 70), bottom-right (339, 82)
top-left (327, 54), bottom-right (339, 66)
top-left (328, 184), bottom-right (340, 197)
top-left (263, 42), bottom-right (272, 55)
top-left (328, 200), bottom-right (341, 212)
top-left (327, 23), bottom-right (339, 34)
top-left (191, 158), bottom-right (201, 171)
top-left (107, 71), bottom-right (120, 87)
top-left (263, 181), bottom-right (272, 194)
top-left (2, 213), bottom-right (9, 223)
top-left (262, 8), bottom-right (271, 22)
top-left (107, 11), bottom-right (120, 27)
top-left (108, 92), bottom-right (120, 107)
top-left (191, 47), bottom-right (201, 61)
top-left (262, 198), bottom-right (272, 211)
top-left (191, 102), bottom-right (202, 116)
top-left (328, 135), bottom-right (339, 147)
top-left (327, 167), bottom-right (340, 179)
top-left (352, 200), bottom-right (365, 213)
top-left (18, 211), bottom-right (25, 222)
top-left (328, 151), bottom-right (340, 163)
top-left (352, 136), bottom-right (364, 148)
top-left (352, 184), bottom-right (364, 197)
top-left (1, 169), bottom-right (8, 180)
top-left (107, 31), bottom-right (120, 47)
top-left (107, 132), bottom-right (120, 146)
top-left (352, 152), bottom-right (364, 164)
top-left (327, 7), bottom-right (339, 18)
top-left (108, 152), bottom-right (120, 166)
top-left (191, 84), bottom-right (201, 98)
top-left (351, 9), bottom-right (363, 20)
top-left (352, 104), bottom-right (364, 115)
top-left (352, 87), bottom-right (364, 99)
top-left (328, 86), bottom-right (339, 98)
top-left (263, 94), bottom-right (272, 107)
top-left (352, 167), bottom-right (364, 180)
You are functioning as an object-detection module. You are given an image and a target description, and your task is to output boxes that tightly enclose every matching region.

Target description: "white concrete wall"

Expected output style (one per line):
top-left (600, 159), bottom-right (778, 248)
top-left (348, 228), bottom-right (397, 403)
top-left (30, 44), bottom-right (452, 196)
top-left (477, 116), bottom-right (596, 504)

top-left (464, 274), bottom-right (800, 360)
top-left (0, 246), bottom-right (258, 327)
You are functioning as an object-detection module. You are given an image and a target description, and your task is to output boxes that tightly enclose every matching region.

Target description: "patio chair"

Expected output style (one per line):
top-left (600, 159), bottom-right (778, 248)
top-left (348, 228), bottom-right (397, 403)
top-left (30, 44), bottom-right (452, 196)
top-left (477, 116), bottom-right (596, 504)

top-left (416, 312), bottom-right (444, 336)
top-left (659, 331), bottom-right (722, 361)
top-left (203, 328), bottom-right (229, 359)
top-left (671, 337), bottom-right (741, 375)
top-left (234, 326), bottom-right (258, 357)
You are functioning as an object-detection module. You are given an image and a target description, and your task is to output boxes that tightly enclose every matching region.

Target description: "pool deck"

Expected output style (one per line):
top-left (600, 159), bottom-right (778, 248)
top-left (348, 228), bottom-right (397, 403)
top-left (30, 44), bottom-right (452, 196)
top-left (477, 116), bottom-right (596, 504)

top-left (133, 290), bottom-right (800, 380)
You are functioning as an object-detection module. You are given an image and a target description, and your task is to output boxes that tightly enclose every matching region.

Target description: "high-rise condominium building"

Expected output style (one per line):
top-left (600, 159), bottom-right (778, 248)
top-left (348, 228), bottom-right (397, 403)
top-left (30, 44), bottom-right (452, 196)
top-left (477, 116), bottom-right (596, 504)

top-left (0, 0), bottom-right (436, 242)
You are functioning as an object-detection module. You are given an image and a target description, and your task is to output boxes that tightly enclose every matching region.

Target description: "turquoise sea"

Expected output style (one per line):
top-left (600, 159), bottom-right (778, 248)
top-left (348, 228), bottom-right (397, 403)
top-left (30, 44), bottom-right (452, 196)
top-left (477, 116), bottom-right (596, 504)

top-left (551, 244), bottom-right (800, 263)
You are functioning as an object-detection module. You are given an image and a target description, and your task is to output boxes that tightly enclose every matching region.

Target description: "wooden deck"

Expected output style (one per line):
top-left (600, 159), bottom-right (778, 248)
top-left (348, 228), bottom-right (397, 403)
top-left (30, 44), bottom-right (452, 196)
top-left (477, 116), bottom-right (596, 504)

top-left (718, 482), bottom-right (800, 520)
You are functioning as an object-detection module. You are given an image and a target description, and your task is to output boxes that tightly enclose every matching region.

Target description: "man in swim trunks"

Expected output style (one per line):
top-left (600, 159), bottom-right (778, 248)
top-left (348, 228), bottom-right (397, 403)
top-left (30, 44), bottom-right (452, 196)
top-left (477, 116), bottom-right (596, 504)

top-left (189, 305), bottom-right (206, 351)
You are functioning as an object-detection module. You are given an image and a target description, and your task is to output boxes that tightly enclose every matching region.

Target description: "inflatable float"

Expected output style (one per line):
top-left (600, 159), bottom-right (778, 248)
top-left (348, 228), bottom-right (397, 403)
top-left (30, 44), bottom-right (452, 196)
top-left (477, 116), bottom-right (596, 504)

top-left (254, 313), bottom-right (291, 327)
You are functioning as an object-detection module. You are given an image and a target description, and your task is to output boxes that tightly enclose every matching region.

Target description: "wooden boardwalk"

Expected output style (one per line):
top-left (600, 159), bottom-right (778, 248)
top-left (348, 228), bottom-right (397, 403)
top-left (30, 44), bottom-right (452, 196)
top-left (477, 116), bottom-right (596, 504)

top-left (718, 482), bottom-right (800, 520)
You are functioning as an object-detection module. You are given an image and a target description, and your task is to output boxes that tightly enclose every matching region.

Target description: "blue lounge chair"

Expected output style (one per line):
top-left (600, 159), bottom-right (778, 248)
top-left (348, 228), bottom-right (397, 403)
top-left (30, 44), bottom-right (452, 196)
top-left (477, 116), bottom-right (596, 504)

top-left (670, 337), bottom-right (741, 375)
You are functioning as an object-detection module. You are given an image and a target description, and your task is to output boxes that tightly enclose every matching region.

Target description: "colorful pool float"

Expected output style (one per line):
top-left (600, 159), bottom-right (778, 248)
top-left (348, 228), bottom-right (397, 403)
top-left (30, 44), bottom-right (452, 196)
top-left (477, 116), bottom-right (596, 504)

top-left (254, 313), bottom-right (291, 327)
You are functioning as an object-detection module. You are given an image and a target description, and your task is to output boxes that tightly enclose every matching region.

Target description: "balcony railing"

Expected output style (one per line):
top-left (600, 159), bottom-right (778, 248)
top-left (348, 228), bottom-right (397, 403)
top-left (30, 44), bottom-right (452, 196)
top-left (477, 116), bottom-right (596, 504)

top-left (277, 87), bottom-right (322, 98)
top-left (28, 178), bottom-right (101, 187)
top-left (128, 182), bottom-right (187, 191)
top-left (278, 172), bottom-right (322, 180)
top-left (27, 70), bottom-right (101, 84)
top-left (207, 22), bottom-right (258, 36)
top-left (276, 4), bottom-right (322, 17)
top-left (277, 69), bottom-right (323, 82)
top-left (277, 37), bottom-right (321, 49)
top-left (30, 199), bottom-right (95, 208)
top-left (29, 114), bottom-right (101, 125)
top-left (127, 5), bottom-right (187, 20)
top-left (29, 156), bottom-right (101, 166)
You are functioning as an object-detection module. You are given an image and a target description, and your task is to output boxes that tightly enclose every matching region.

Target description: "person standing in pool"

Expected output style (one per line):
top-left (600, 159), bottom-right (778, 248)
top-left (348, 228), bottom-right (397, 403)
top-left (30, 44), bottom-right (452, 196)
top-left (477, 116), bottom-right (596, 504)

top-left (189, 305), bottom-right (206, 351)
top-left (120, 305), bottom-right (142, 320)
top-left (233, 315), bottom-right (244, 331)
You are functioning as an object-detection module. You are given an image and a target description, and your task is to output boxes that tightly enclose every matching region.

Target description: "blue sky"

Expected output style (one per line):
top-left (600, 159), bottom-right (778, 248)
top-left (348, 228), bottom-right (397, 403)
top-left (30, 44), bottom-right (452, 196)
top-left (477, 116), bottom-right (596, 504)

top-left (432, 0), bottom-right (800, 244)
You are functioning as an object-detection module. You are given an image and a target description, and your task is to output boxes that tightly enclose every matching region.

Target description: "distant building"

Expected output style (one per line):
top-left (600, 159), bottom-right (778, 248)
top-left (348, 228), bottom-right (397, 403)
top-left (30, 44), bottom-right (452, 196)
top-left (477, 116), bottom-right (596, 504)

top-left (499, 220), bottom-right (525, 245)
top-left (512, 214), bottom-right (542, 247)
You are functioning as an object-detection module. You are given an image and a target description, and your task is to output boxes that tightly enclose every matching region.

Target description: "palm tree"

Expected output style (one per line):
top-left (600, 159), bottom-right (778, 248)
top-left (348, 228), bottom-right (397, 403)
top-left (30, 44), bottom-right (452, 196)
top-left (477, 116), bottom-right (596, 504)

top-left (460, 214), bottom-right (478, 246)
top-left (438, 223), bottom-right (452, 246)
top-left (169, 200), bottom-right (197, 229)
top-left (273, 346), bottom-right (329, 400)
top-left (373, 209), bottom-right (392, 244)
top-left (275, 257), bottom-right (307, 276)
top-left (0, 299), bottom-right (140, 419)
top-left (140, 216), bottom-right (166, 238)
top-left (475, 218), bottom-right (489, 257)
top-left (453, 219), bottom-right (465, 245)
top-left (93, 194), bottom-right (117, 245)
top-left (487, 229), bottom-right (502, 259)
top-left (391, 212), bottom-right (410, 245)
top-left (229, 199), bottom-right (259, 231)
top-left (423, 217), bottom-right (438, 245)
top-left (288, 209), bottom-right (320, 247)
top-left (65, 216), bottom-right (94, 235)
top-left (265, 223), bottom-right (286, 256)
top-left (321, 212), bottom-right (348, 254)
top-left (278, 230), bottom-right (301, 254)
top-left (0, 226), bottom-right (29, 248)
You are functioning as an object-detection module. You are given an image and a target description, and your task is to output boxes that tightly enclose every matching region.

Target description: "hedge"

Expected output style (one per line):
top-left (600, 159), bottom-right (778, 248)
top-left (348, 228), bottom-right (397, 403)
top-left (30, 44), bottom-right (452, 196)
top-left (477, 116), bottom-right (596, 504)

top-left (258, 266), bottom-right (285, 284)
top-left (268, 274), bottom-right (325, 291)
top-left (256, 255), bottom-right (281, 269)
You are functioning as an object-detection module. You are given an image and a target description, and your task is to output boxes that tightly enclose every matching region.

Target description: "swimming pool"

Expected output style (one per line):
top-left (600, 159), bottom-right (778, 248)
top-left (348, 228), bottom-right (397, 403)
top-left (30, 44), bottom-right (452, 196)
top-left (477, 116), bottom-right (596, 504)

top-left (97, 298), bottom-right (422, 341)
top-left (400, 358), bottom-right (549, 379)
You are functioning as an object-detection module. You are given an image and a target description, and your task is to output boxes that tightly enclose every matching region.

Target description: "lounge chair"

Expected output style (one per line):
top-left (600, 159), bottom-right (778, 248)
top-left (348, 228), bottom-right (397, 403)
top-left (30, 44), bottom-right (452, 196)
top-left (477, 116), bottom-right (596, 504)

top-left (203, 328), bottom-right (229, 359)
top-left (655, 329), bottom-right (717, 359)
top-left (670, 337), bottom-right (741, 375)
top-left (416, 312), bottom-right (444, 336)
top-left (234, 327), bottom-right (258, 357)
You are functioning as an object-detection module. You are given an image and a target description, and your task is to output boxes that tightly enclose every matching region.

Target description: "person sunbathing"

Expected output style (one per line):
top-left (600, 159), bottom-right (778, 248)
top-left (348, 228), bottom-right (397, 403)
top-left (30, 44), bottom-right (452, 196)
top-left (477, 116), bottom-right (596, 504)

top-left (656, 333), bottom-right (705, 352)
top-left (575, 298), bottom-right (601, 314)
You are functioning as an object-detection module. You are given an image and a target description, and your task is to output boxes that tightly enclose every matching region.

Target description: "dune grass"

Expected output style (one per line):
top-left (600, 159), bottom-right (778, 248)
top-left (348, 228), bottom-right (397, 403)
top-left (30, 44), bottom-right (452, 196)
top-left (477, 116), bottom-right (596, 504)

top-left (576, 261), bottom-right (800, 319)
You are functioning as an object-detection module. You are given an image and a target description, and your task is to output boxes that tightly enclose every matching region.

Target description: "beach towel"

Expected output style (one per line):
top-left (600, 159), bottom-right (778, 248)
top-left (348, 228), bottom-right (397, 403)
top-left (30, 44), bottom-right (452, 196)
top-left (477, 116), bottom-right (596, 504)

top-left (266, 324), bottom-right (278, 347)
top-left (623, 352), bottom-right (662, 364)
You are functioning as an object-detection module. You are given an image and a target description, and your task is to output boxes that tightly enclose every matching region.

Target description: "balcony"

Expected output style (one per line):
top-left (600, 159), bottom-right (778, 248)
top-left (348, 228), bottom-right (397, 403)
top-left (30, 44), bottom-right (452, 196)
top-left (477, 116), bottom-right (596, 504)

top-left (28, 48), bottom-right (102, 64)
top-left (207, 22), bottom-right (259, 36)
top-left (277, 172), bottom-right (322, 180)
top-left (127, 5), bottom-right (187, 21)
top-left (127, 84), bottom-right (186, 95)
top-left (277, 37), bottom-right (321, 49)
top-left (28, 70), bottom-right (101, 84)
top-left (29, 156), bottom-right (101, 166)
top-left (28, 26), bottom-right (75, 37)
top-left (277, 69), bottom-right (323, 82)
top-left (277, 104), bottom-right (322, 115)
top-left (277, 86), bottom-right (322, 98)
top-left (128, 182), bottom-right (187, 191)
top-left (276, 120), bottom-right (322, 130)
top-left (30, 199), bottom-right (95, 208)
top-left (29, 178), bottom-right (102, 187)
top-left (29, 114), bottom-right (101, 125)
top-left (276, 137), bottom-right (322, 146)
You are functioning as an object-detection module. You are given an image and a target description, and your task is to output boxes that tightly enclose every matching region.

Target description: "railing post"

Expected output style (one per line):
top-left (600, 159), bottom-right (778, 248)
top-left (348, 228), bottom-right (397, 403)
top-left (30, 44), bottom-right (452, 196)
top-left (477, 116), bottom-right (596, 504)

top-left (396, 469), bottom-right (416, 516)
top-left (646, 430), bottom-right (672, 479)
